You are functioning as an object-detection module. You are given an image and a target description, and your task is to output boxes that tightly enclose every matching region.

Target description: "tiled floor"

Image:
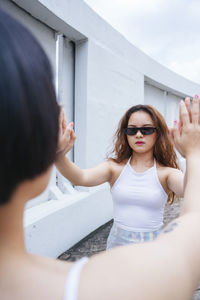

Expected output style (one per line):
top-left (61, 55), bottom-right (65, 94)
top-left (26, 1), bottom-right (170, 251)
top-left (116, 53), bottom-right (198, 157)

top-left (58, 220), bottom-right (113, 261)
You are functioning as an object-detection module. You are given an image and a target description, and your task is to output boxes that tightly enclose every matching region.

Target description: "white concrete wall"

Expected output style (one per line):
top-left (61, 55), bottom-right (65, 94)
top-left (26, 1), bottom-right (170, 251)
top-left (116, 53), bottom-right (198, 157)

top-left (1, 0), bottom-right (199, 257)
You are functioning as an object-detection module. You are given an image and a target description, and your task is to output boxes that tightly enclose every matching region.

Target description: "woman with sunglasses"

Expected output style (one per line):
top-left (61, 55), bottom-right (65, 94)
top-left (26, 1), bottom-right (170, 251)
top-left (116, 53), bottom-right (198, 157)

top-left (56, 104), bottom-right (184, 249)
top-left (2, 8), bottom-right (200, 300)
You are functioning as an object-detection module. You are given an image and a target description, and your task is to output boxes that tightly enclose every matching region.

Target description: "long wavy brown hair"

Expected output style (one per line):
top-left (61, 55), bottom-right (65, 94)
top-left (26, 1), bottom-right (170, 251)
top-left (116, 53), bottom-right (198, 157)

top-left (108, 104), bottom-right (179, 204)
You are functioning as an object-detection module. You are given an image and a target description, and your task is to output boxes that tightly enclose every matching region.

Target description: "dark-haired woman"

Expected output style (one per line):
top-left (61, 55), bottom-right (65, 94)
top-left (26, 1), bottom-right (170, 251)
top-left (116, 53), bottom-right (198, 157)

top-left (56, 104), bottom-right (184, 249)
top-left (2, 7), bottom-right (200, 300)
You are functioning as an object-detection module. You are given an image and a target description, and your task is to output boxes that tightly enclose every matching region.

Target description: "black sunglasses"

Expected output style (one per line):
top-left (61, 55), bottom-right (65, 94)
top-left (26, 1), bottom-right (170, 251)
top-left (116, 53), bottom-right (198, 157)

top-left (124, 127), bottom-right (156, 136)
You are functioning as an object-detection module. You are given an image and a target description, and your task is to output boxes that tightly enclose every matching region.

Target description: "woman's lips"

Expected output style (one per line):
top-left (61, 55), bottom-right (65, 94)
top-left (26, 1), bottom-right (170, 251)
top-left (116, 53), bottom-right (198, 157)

top-left (135, 141), bottom-right (144, 145)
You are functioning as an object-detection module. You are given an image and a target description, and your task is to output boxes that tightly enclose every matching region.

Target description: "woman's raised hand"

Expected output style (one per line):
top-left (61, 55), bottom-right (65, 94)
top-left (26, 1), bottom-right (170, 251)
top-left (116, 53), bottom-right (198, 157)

top-left (56, 107), bottom-right (76, 158)
top-left (172, 96), bottom-right (200, 158)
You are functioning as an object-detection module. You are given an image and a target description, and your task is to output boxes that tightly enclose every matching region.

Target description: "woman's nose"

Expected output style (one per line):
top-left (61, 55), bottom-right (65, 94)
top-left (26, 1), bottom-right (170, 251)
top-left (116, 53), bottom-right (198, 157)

top-left (135, 130), bottom-right (143, 137)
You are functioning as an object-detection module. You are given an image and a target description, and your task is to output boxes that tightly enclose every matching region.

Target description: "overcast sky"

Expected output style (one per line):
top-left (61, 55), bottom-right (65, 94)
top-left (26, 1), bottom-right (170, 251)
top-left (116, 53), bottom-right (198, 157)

top-left (85, 0), bottom-right (200, 85)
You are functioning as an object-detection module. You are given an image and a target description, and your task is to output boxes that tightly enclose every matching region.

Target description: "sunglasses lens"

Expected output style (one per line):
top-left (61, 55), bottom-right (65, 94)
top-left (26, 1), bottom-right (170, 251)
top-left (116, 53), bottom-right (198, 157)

top-left (124, 128), bottom-right (137, 135)
top-left (141, 128), bottom-right (155, 135)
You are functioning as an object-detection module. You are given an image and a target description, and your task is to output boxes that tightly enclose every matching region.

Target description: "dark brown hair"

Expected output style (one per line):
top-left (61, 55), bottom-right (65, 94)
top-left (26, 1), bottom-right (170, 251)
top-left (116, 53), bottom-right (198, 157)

top-left (108, 104), bottom-right (179, 204)
top-left (0, 9), bottom-right (59, 204)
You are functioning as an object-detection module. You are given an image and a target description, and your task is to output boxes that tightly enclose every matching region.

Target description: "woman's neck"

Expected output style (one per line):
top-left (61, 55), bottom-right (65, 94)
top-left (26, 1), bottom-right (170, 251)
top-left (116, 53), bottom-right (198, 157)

top-left (0, 193), bottom-right (27, 260)
top-left (0, 171), bottom-right (52, 261)
top-left (130, 151), bottom-right (155, 168)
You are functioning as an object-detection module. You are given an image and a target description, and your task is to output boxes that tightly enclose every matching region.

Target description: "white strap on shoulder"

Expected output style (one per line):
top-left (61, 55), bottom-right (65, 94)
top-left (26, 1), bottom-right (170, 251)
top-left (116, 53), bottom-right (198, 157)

top-left (153, 158), bottom-right (157, 168)
top-left (127, 156), bottom-right (132, 165)
top-left (63, 257), bottom-right (88, 300)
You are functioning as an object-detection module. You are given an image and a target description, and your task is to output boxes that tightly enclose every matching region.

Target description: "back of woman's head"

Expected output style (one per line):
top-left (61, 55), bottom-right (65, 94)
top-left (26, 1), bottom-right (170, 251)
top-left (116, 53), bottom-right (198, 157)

top-left (0, 9), bottom-right (60, 205)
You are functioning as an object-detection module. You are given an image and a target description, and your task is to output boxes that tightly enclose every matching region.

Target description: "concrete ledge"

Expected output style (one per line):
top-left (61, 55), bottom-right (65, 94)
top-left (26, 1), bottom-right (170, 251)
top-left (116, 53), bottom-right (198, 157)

top-left (24, 188), bottom-right (113, 258)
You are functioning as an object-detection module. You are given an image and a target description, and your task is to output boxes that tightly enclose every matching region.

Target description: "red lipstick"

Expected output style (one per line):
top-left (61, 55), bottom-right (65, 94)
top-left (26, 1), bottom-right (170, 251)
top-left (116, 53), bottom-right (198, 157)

top-left (136, 141), bottom-right (144, 145)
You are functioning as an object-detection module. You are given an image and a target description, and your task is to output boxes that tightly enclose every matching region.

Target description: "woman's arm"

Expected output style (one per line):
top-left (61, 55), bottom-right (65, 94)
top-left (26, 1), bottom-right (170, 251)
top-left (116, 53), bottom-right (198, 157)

top-left (80, 213), bottom-right (200, 300)
top-left (56, 156), bottom-right (112, 186)
top-left (166, 168), bottom-right (184, 197)
top-left (55, 108), bottom-right (112, 186)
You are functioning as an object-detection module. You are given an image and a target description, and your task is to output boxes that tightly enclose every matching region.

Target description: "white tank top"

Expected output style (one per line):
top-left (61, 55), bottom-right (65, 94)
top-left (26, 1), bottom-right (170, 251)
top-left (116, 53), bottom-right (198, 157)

top-left (111, 158), bottom-right (168, 232)
top-left (64, 257), bottom-right (88, 300)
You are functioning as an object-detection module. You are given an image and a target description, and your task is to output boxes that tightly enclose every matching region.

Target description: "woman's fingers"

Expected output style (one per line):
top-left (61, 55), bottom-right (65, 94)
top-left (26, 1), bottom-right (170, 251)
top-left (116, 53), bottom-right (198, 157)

top-left (180, 100), bottom-right (190, 127)
top-left (171, 119), bottom-right (186, 157)
top-left (59, 107), bottom-right (64, 125)
top-left (172, 95), bottom-right (200, 158)
top-left (191, 96), bottom-right (200, 125)
top-left (62, 122), bottom-right (74, 142)
top-left (172, 120), bottom-right (180, 143)
top-left (185, 97), bottom-right (192, 122)
top-left (62, 110), bottom-right (67, 130)
top-left (63, 126), bottom-right (71, 142)
top-left (60, 124), bottom-right (76, 154)
top-left (71, 129), bottom-right (76, 142)
top-left (58, 107), bottom-right (66, 136)
top-left (61, 109), bottom-right (67, 133)
top-left (57, 105), bottom-right (75, 155)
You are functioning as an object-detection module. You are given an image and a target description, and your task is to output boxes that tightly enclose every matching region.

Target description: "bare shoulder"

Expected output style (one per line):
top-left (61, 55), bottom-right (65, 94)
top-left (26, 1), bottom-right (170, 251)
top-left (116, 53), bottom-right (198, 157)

top-left (31, 255), bottom-right (74, 298)
top-left (156, 162), bottom-right (183, 176)
top-left (156, 162), bottom-right (183, 189)
top-left (4, 255), bottom-right (74, 300)
top-left (107, 158), bottom-right (127, 173)
top-left (107, 158), bottom-right (128, 187)
top-left (30, 253), bottom-right (73, 272)
top-left (156, 162), bottom-right (184, 197)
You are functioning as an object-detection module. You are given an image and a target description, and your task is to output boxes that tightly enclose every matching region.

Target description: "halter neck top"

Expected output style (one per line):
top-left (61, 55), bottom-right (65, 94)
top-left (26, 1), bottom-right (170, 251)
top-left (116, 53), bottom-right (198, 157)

top-left (111, 158), bottom-right (168, 232)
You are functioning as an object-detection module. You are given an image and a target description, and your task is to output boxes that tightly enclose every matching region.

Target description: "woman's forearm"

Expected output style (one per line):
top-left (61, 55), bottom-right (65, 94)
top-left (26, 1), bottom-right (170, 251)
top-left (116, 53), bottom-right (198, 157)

top-left (55, 155), bottom-right (86, 186)
top-left (181, 154), bottom-right (200, 215)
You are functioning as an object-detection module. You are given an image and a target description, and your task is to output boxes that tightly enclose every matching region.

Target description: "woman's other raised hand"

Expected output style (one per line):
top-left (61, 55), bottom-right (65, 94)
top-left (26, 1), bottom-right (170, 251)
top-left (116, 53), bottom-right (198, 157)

top-left (171, 96), bottom-right (200, 158)
top-left (56, 107), bottom-right (76, 158)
